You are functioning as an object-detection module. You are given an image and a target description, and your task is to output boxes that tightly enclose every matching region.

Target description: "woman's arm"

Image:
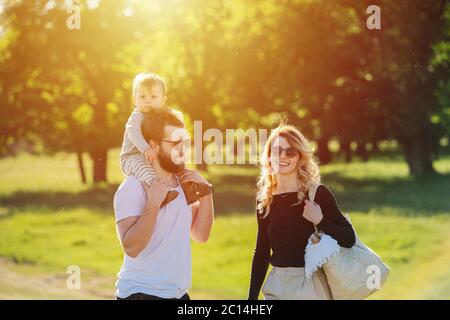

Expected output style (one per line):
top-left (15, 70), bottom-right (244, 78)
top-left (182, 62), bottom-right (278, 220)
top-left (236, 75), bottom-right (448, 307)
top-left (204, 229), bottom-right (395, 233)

top-left (315, 185), bottom-right (356, 248)
top-left (248, 204), bottom-right (271, 300)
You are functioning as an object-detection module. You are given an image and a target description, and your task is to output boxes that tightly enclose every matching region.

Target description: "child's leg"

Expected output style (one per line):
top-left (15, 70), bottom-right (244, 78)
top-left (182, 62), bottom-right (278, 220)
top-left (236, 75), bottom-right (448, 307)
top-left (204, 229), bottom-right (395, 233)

top-left (122, 154), bottom-right (156, 186)
top-left (120, 158), bottom-right (130, 178)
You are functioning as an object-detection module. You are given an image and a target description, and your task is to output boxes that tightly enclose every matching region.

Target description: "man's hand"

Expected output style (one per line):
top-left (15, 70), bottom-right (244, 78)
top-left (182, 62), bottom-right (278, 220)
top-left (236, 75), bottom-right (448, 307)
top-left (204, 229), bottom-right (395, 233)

top-left (141, 179), bottom-right (169, 208)
top-left (143, 148), bottom-right (157, 163)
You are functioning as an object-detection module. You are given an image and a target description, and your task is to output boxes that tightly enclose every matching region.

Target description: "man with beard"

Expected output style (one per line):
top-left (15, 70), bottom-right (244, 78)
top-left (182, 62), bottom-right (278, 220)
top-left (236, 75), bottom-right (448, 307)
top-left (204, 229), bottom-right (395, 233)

top-left (113, 108), bottom-right (214, 300)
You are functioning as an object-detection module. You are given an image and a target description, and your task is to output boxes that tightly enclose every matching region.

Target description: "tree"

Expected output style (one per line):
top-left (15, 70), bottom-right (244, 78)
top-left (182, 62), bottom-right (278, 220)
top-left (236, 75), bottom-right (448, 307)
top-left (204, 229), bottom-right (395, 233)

top-left (346, 0), bottom-right (449, 175)
top-left (1, 0), bottom-right (145, 182)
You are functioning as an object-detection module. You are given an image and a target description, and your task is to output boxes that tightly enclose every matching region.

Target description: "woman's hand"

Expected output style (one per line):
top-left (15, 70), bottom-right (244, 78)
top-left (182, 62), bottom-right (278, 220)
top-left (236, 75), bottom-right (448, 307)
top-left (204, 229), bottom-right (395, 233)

top-left (302, 199), bottom-right (324, 225)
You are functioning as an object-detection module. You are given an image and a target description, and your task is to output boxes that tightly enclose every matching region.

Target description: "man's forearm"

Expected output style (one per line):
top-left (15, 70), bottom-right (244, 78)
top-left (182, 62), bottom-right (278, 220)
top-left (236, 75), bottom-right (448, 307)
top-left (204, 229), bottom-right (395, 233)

top-left (192, 194), bottom-right (214, 243)
top-left (123, 204), bottom-right (159, 257)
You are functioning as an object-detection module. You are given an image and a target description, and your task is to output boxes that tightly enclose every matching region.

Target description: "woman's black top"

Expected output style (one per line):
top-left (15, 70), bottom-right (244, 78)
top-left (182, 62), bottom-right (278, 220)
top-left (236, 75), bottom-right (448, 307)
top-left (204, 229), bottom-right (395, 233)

top-left (248, 184), bottom-right (356, 300)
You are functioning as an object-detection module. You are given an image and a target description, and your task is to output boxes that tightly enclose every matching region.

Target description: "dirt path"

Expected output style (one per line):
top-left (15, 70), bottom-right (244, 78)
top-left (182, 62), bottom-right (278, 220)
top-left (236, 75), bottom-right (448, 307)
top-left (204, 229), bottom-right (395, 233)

top-left (0, 257), bottom-right (115, 299)
top-left (0, 257), bottom-right (222, 299)
top-left (6, 242), bottom-right (448, 300)
top-left (371, 235), bottom-right (450, 300)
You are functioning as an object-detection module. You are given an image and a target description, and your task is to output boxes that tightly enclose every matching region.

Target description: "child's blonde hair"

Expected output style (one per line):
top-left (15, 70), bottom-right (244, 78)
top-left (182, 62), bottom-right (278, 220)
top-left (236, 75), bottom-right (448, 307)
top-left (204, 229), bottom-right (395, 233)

top-left (132, 73), bottom-right (167, 103)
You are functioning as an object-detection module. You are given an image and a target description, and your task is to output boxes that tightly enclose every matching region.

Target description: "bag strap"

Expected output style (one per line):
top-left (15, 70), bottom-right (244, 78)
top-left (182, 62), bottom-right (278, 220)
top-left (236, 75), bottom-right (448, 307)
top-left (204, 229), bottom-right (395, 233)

top-left (307, 183), bottom-right (321, 241)
top-left (308, 183), bottom-right (319, 203)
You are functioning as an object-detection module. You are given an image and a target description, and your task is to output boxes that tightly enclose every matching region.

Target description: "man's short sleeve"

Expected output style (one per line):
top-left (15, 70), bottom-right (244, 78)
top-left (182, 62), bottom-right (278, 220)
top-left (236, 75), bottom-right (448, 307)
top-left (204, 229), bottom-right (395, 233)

top-left (114, 176), bottom-right (147, 223)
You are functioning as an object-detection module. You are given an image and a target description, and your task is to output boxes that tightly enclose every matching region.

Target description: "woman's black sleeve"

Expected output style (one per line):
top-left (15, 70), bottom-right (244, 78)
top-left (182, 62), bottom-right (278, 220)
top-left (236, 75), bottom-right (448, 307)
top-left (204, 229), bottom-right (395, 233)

top-left (315, 185), bottom-right (356, 248)
top-left (248, 203), bottom-right (271, 300)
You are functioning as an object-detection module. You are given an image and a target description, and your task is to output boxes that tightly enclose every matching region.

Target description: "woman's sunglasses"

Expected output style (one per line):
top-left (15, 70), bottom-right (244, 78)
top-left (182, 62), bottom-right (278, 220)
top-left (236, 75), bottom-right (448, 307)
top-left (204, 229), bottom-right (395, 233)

top-left (271, 147), bottom-right (298, 158)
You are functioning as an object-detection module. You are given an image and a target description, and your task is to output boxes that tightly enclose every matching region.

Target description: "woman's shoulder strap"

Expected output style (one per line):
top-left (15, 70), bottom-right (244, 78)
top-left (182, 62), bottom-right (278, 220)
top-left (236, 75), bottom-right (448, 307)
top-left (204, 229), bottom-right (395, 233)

top-left (308, 182), bottom-right (321, 202)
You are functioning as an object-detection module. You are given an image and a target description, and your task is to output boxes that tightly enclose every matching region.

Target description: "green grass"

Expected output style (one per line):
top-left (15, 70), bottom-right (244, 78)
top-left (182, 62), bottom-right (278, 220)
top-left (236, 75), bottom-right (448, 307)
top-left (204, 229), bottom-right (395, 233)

top-left (0, 149), bottom-right (449, 299)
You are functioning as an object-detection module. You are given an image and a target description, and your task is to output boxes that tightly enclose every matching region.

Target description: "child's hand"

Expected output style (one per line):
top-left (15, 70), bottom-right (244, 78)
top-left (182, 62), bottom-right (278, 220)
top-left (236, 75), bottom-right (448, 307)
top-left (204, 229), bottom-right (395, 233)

top-left (144, 148), bottom-right (157, 163)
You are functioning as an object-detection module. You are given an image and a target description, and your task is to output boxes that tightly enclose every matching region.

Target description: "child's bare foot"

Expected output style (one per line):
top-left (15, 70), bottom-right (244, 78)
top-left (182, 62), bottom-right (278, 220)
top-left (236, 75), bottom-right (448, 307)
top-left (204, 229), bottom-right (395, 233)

top-left (160, 190), bottom-right (179, 208)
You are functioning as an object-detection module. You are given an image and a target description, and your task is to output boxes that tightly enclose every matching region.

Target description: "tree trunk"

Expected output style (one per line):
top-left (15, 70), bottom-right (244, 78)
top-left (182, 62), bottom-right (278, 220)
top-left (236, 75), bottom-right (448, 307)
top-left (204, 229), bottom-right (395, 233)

top-left (371, 140), bottom-right (380, 155)
top-left (77, 151), bottom-right (87, 184)
top-left (199, 142), bottom-right (209, 172)
top-left (356, 142), bottom-right (369, 162)
top-left (401, 135), bottom-right (436, 176)
top-left (317, 136), bottom-right (332, 164)
top-left (340, 139), bottom-right (352, 163)
top-left (90, 148), bottom-right (108, 183)
top-left (196, 162), bottom-right (209, 172)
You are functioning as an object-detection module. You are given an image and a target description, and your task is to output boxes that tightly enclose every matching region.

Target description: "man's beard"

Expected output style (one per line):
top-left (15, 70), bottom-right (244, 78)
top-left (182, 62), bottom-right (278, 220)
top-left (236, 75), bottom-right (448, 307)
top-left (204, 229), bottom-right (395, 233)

top-left (158, 148), bottom-right (185, 174)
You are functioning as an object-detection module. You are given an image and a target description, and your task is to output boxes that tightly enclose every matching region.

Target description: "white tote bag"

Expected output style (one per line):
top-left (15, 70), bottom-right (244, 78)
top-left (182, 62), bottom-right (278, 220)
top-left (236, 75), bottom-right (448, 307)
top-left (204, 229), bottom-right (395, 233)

top-left (304, 183), bottom-right (390, 300)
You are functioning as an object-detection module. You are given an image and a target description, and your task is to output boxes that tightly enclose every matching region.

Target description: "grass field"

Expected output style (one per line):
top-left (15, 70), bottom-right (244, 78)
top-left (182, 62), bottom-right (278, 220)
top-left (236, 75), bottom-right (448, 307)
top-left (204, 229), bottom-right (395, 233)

top-left (0, 149), bottom-right (449, 299)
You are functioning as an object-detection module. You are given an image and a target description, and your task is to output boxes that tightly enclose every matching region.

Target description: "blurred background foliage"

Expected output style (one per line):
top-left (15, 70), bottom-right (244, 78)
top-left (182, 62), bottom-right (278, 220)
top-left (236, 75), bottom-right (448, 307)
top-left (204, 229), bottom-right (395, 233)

top-left (0, 0), bottom-right (449, 182)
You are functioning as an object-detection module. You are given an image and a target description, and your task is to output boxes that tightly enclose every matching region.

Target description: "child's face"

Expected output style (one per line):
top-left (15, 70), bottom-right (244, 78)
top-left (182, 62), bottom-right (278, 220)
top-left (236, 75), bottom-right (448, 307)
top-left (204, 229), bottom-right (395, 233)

top-left (135, 84), bottom-right (167, 112)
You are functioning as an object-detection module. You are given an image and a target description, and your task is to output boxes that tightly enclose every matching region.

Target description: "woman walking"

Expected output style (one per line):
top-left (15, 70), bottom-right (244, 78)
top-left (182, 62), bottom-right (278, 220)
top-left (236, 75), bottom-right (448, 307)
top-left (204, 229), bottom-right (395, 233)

top-left (248, 124), bottom-right (356, 300)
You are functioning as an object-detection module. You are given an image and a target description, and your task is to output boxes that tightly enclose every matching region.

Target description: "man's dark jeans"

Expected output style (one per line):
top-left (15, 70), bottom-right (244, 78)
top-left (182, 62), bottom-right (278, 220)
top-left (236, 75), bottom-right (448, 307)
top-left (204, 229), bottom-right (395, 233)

top-left (117, 292), bottom-right (190, 300)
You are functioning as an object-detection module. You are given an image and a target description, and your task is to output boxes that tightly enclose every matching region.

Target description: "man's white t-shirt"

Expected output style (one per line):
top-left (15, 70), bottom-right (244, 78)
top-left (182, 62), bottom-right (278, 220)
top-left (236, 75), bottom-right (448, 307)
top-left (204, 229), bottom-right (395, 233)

top-left (113, 175), bottom-right (192, 299)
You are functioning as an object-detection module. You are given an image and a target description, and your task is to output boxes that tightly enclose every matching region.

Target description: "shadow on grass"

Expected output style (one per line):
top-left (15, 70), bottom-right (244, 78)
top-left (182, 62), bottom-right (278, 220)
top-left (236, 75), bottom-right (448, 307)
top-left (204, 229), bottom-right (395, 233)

top-left (1, 169), bottom-right (449, 219)
top-left (322, 171), bottom-right (450, 216)
top-left (0, 185), bottom-right (119, 214)
top-left (0, 173), bottom-right (258, 217)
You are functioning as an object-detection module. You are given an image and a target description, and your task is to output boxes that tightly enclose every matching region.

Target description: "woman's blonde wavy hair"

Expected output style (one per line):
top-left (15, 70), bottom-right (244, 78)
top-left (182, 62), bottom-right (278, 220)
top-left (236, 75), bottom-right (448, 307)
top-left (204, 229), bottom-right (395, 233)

top-left (256, 123), bottom-right (321, 218)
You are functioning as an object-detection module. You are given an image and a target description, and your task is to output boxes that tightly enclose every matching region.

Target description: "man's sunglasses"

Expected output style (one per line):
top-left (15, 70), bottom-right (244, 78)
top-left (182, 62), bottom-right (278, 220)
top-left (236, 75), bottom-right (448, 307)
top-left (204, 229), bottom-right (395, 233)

top-left (271, 147), bottom-right (298, 158)
top-left (161, 139), bottom-right (191, 148)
